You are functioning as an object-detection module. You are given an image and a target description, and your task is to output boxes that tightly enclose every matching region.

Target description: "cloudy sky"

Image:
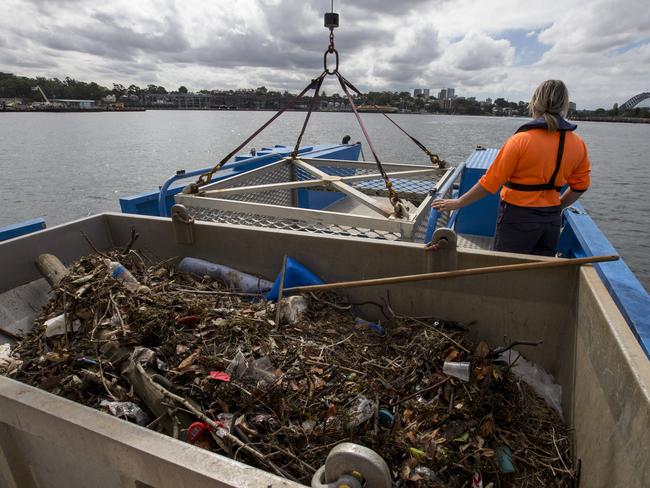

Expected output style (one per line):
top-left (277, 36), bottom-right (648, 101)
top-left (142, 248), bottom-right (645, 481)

top-left (1, 0), bottom-right (649, 108)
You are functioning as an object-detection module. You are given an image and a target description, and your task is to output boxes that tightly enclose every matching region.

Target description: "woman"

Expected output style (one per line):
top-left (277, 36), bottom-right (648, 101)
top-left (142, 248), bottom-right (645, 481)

top-left (431, 80), bottom-right (590, 256)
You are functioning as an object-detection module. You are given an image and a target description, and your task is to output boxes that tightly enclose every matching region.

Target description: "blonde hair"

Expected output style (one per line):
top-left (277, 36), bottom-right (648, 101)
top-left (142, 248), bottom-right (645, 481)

top-left (529, 80), bottom-right (570, 131)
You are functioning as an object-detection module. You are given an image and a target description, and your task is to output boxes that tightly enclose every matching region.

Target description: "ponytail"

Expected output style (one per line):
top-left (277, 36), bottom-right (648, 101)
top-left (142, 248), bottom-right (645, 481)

top-left (529, 80), bottom-right (570, 132)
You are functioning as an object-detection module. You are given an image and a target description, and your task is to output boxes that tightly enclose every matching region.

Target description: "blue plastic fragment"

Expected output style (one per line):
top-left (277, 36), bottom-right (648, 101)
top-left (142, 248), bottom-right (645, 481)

top-left (495, 446), bottom-right (516, 473)
top-left (354, 317), bottom-right (385, 334)
top-left (378, 409), bottom-right (394, 427)
top-left (266, 257), bottom-right (325, 302)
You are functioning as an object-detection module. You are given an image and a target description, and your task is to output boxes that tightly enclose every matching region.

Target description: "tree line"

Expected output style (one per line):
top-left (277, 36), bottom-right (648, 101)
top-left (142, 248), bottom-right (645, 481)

top-left (0, 72), bottom-right (175, 101)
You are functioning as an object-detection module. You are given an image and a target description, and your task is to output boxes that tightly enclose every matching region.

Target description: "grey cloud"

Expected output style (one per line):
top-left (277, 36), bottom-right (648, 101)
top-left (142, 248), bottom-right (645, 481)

top-left (0, 51), bottom-right (59, 69)
top-left (373, 26), bottom-right (442, 84)
top-left (344, 0), bottom-right (442, 15)
top-left (30, 12), bottom-right (189, 62)
top-left (451, 33), bottom-right (513, 71)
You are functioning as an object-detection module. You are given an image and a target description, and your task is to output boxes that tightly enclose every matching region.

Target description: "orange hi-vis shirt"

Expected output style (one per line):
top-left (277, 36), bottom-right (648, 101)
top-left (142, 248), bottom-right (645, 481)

top-left (478, 128), bottom-right (591, 207)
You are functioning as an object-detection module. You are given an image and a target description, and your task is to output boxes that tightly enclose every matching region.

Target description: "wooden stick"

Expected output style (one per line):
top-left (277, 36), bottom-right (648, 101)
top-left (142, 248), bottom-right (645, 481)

top-left (35, 253), bottom-right (69, 288)
top-left (274, 255), bottom-right (288, 327)
top-left (283, 255), bottom-right (619, 293)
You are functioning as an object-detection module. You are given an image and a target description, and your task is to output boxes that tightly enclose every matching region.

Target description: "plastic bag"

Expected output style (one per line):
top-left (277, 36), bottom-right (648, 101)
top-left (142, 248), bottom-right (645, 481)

top-left (226, 352), bottom-right (277, 385)
top-left (499, 349), bottom-right (563, 418)
top-left (347, 394), bottom-right (375, 429)
top-left (279, 295), bottom-right (308, 324)
top-left (100, 400), bottom-right (150, 426)
top-left (0, 343), bottom-right (22, 376)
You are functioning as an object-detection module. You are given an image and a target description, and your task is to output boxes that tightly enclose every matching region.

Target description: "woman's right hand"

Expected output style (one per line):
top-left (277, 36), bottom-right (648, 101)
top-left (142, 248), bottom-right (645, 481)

top-left (431, 198), bottom-right (462, 212)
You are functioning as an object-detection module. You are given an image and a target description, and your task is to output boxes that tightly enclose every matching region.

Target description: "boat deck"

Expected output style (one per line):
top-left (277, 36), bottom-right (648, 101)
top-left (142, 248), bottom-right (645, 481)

top-left (457, 233), bottom-right (495, 250)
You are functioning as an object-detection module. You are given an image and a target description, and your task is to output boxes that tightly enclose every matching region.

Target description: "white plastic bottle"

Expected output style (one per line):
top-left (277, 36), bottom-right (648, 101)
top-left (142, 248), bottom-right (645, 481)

top-left (105, 259), bottom-right (141, 292)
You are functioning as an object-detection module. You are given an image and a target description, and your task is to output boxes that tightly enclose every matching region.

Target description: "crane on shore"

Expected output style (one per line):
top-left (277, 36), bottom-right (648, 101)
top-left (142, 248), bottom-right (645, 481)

top-left (31, 85), bottom-right (62, 109)
top-left (32, 85), bottom-right (50, 104)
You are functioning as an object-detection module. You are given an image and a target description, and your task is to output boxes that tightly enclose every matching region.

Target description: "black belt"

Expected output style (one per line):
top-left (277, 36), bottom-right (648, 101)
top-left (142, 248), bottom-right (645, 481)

top-left (505, 130), bottom-right (565, 192)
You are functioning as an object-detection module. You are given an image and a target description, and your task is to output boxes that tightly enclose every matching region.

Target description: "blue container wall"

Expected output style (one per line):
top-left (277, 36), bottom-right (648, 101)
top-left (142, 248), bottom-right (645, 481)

top-left (0, 218), bottom-right (46, 242)
top-left (454, 149), bottom-right (500, 237)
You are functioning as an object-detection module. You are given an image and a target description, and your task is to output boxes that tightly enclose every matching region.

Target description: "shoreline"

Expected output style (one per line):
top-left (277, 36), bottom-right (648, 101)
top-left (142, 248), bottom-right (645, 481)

top-left (3, 108), bottom-right (650, 124)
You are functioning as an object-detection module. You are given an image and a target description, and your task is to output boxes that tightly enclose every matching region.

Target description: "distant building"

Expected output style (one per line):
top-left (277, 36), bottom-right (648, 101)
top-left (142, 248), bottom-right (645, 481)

top-left (438, 89), bottom-right (447, 100)
top-left (423, 89), bottom-right (430, 97)
top-left (446, 88), bottom-right (455, 99)
top-left (414, 89), bottom-right (423, 97)
top-left (438, 88), bottom-right (455, 100)
top-left (52, 99), bottom-right (95, 109)
top-left (569, 101), bottom-right (577, 112)
top-left (485, 98), bottom-right (492, 105)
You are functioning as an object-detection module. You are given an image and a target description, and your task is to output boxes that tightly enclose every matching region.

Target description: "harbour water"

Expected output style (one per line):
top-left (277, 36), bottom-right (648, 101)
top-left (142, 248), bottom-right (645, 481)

top-left (0, 111), bottom-right (648, 288)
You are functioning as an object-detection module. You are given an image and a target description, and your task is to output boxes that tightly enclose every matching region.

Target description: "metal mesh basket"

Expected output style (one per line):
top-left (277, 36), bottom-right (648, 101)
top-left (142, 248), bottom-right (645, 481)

top-left (176, 157), bottom-right (454, 242)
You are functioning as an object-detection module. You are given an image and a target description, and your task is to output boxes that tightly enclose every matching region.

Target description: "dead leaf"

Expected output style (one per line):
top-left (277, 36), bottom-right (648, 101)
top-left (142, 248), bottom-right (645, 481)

top-left (444, 347), bottom-right (460, 362)
top-left (326, 404), bottom-right (336, 418)
top-left (479, 416), bottom-right (495, 438)
top-left (177, 351), bottom-right (198, 371)
top-left (475, 340), bottom-right (490, 359)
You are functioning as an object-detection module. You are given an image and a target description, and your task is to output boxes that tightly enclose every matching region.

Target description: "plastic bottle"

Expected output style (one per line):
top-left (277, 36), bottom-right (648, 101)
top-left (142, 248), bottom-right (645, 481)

top-left (105, 259), bottom-right (141, 292)
top-left (177, 257), bottom-right (273, 293)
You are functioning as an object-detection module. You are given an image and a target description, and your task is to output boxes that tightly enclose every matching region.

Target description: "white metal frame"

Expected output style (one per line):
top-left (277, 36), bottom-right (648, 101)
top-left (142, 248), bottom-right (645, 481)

top-left (179, 157), bottom-right (454, 240)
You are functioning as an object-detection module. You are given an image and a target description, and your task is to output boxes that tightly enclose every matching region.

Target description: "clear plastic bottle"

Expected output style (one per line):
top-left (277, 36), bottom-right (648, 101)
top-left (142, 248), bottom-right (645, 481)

top-left (104, 259), bottom-right (141, 292)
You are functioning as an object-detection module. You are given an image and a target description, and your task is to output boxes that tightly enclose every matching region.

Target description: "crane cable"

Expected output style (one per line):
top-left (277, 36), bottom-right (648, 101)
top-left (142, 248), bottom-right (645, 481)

top-left (192, 2), bottom-right (406, 218)
top-left (193, 73), bottom-right (327, 189)
top-left (375, 108), bottom-right (446, 168)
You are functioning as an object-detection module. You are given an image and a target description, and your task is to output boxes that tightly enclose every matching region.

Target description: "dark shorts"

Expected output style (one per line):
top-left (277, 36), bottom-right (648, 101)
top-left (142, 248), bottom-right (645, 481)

top-left (494, 202), bottom-right (562, 257)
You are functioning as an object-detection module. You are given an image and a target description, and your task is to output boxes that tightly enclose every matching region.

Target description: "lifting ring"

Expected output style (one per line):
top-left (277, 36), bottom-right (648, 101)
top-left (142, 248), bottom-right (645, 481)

top-left (323, 48), bottom-right (339, 75)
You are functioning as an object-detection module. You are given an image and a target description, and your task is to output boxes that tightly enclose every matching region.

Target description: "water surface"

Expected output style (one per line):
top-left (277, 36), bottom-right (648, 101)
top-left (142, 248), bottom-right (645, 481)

top-left (0, 111), bottom-right (648, 288)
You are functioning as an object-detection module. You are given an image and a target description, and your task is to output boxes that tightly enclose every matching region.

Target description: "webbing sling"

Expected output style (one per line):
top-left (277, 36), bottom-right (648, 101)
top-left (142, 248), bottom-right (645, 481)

top-left (504, 130), bottom-right (566, 192)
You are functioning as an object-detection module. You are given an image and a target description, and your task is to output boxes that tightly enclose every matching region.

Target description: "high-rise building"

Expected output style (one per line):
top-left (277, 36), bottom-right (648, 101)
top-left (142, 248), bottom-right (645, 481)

top-left (414, 89), bottom-right (423, 97)
top-left (446, 88), bottom-right (455, 99)
top-left (423, 89), bottom-right (430, 97)
top-left (438, 89), bottom-right (447, 100)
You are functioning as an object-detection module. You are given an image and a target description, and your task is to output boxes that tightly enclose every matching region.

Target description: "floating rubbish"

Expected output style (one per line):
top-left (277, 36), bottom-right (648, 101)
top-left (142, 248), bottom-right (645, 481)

top-left (354, 317), bottom-right (384, 334)
top-left (378, 409), bottom-right (394, 427)
top-left (75, 357), bottom-right (98, 366)
top-left (495, 446), bottom-right (516, 473)
top-left (187, 421), bottom-right (214, 444)
top-left (178, 257), bottom-right (272, 293)
top-left (131, 347), bottom-right (155, 366)
top-left (499, 349), bottom-right (563, 418)
top-left (279, 295), bottom-right (308, 324)
top-left (443, 361), bottom-right (471, 381)
top-left (44, 314), bottom-right (81, 337)
top-left (225, 352), bottom-right (277, 385)
top-left (266, 256), bottom-right (324, 301)
top-left (105, 259), bottom-right (148, 293)
top-left (0, 343), bottom-right (22, 376)
top-left (4, 248), bottom-right (575, 486)
top-left (347, 394), bottom-right (375, 429)
top-left (100, 400), bottom-right (149, 426)
top-left (208, 371), bottom-right (231, 382)
top-left (472, 472), bottom-right (483, 488)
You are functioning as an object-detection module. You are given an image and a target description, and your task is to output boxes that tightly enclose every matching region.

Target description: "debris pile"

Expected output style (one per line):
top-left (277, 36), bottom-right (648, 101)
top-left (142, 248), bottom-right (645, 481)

top-left (4, 249), bottom-right (575, 487)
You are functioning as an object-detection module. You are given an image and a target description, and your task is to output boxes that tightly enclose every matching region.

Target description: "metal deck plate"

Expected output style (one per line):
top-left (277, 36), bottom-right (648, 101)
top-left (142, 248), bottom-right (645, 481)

top-left (457, 233), bottom-right (495, 250)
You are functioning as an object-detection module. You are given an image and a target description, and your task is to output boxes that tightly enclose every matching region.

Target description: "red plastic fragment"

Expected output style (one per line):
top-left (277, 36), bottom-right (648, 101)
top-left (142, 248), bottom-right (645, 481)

top-left (208, 371), bottom-right (231, 382)
top-left (187, 420), bottom-right (225, 444)
top-left (187, 421), bottom-right (209, 443)
top-left (176, 315), bottom-right (199, 326)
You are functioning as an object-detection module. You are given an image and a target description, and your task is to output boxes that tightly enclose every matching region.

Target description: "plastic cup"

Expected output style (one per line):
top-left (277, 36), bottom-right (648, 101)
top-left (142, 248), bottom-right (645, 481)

top-left (443, 361), bottom-right (471, 381)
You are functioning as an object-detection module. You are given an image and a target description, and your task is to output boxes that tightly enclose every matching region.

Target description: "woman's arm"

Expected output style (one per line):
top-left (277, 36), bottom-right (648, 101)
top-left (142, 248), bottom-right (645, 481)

top-left (430, 182), bottom-right (490, 212)
top-left (560, 188), bottom-right (585, 209)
